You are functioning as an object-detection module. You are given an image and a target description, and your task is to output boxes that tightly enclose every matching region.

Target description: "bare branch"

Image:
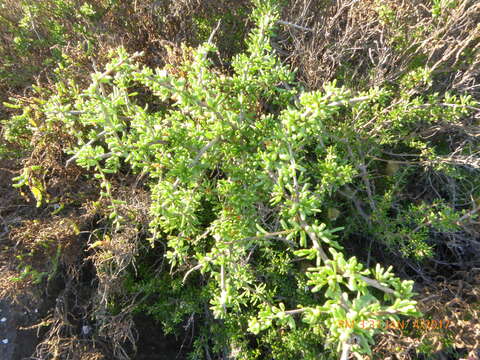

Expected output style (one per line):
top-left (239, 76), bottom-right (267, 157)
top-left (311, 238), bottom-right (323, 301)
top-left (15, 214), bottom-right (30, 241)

top-left (278, 20), bottom-right (313, 32)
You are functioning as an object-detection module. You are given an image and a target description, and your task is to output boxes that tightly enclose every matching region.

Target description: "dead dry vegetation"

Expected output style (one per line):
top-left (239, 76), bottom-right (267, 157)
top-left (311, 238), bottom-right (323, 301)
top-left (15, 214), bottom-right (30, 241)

top-left (0, 0), bottom-right (480, 359)
top-left (279, 0), bottom-right (480, 93)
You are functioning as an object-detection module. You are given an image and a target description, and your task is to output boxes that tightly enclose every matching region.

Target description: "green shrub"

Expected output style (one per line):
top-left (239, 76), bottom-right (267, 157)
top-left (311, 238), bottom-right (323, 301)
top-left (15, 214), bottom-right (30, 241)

top-left (5, 0), bottom-right (478, 358)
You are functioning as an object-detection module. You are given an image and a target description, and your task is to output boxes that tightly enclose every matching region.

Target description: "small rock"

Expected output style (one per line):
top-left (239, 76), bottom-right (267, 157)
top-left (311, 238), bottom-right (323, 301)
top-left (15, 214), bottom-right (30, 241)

top-left (82, 325), bottom-right (92, 336)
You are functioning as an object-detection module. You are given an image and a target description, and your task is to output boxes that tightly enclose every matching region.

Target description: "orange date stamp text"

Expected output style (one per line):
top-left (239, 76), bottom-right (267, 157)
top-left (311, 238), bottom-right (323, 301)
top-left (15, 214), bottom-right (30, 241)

top-left (337, 319), bottom-right (451, 331)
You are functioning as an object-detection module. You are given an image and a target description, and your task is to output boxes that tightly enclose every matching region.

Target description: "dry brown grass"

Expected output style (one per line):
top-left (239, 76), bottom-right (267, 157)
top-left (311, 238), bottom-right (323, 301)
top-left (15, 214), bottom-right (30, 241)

top-left (86, 187), bottom-right (151, 360)
top-left (1, 186), bottom-right (150, 359)
top-left (280, 0), bottom-right (480, 94)
top-left (0, 158), bottom-right (42, 303)
top-left (372, 270), bottom-right (480, 359)
top-left (0, 144), bottom-right (145, 359)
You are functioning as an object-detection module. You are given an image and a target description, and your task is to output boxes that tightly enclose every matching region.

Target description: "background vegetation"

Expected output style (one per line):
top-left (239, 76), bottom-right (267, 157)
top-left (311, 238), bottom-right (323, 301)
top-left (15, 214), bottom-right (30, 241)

top-left (0, 0), bottom-right (479, 359)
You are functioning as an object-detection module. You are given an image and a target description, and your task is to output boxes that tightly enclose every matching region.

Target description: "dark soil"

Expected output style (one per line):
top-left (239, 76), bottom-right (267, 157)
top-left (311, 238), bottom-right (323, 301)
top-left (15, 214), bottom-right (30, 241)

top-left (134, 314), bottom-right (190, 360)
top-left (0, 299), bottom-right (42, 360)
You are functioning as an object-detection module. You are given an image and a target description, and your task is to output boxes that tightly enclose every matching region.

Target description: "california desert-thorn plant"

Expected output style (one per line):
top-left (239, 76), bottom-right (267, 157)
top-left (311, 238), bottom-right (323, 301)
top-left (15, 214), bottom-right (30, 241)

top-left (20, 0), bottom-right (477, 358)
